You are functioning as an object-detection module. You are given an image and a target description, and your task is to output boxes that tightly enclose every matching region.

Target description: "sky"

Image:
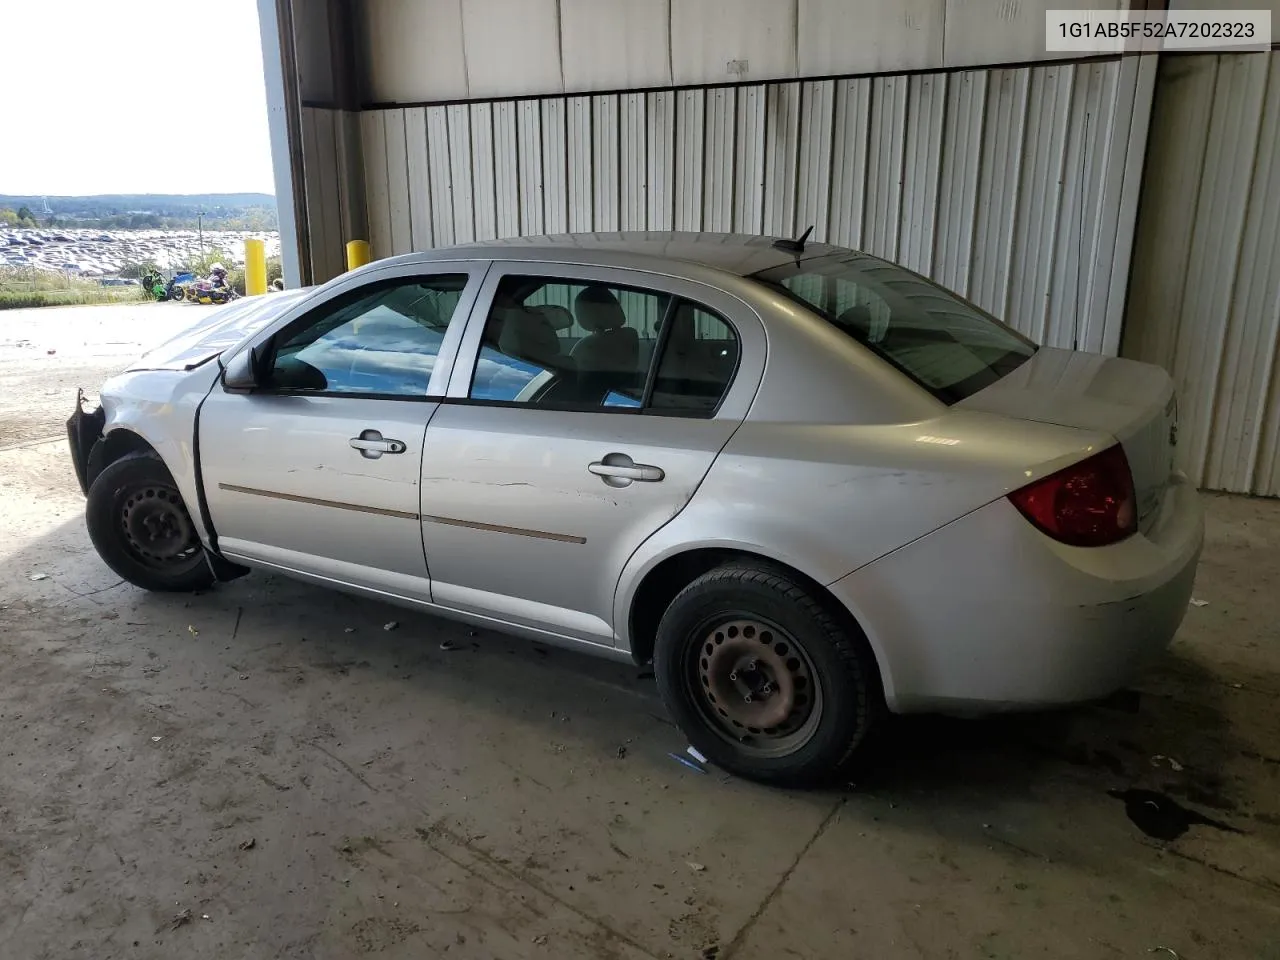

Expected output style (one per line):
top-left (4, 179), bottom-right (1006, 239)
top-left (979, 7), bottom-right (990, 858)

top-left (0, 0), bottom-right (276, 197)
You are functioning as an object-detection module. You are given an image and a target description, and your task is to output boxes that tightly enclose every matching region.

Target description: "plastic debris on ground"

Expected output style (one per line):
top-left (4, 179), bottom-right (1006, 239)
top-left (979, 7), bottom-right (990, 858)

top-left (687, 861), bottom-right (707, 872)
top-left (1190, 598), bottom-right (1209, 607)
top-left (668, 752), bottom-right (707, 774)
top-left (383, 621), bottom-right (399, 631)
top-left (439, 639), bottom-right (458, 651)
top-left (28, 573), bottom-right (48, 581)
top-left (1150, 754), bottom-right (1185, 772)
top-left (238, 838), bottom-right (256, 851)
top-left (151, 736), bottom-right (163, 742)
top-left (187, 625), bottom-right (198, 637)
top-left (687, 745), bottom-right (708, 765)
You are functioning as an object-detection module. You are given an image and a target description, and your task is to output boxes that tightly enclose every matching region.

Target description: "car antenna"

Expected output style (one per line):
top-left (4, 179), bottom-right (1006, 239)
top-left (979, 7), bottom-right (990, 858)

top-left (771, 225), bottom-right (814, 254)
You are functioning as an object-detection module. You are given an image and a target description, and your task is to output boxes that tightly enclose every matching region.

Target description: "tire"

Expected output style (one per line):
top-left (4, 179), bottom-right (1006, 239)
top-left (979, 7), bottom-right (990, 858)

top-left (654, 562), bottom-right (883, 787)
top-left (85, 452), bottom-right (214, 593)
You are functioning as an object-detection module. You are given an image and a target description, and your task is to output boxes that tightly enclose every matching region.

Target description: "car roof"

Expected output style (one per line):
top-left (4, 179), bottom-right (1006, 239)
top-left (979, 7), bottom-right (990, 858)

top-left (377, 231), bottom-right (844, 281)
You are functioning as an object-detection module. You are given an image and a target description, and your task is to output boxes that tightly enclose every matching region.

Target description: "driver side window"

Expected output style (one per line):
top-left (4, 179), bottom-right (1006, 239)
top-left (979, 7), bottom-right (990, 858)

top-left (270, 274), bottom-right (469, 397)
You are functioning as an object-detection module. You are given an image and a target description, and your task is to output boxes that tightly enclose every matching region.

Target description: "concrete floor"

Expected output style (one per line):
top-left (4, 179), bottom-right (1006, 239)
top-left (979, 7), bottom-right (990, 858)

top-left (1, 303), bottom-right (1278, 959)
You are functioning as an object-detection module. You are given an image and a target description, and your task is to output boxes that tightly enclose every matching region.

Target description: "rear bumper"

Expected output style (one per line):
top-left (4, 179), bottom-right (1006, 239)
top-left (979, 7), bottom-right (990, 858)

top-left (831, 473), bottom-right (1204, 714)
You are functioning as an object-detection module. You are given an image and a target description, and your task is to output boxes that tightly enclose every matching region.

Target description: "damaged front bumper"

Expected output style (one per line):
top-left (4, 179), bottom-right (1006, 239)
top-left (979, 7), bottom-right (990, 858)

top-left (66, 388), bottom-right (104, 496)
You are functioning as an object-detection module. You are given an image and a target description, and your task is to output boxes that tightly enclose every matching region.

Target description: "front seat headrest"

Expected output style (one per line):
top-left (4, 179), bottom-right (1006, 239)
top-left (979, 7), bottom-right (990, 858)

top-left (530, 304), bottom-right (574, 331)
top-left (498, 309), bottom-right (561, 370)
top-left (574, 285), bottom-right (626, 333)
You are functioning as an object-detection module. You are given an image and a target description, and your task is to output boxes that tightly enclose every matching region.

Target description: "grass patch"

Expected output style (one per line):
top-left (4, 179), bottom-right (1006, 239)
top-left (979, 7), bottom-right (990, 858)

top-left (0, 267), bottom-right (147, 311)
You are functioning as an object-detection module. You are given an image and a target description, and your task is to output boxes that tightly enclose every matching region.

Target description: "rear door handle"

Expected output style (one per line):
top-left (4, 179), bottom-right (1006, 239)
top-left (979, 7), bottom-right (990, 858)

top-left (589, 454), bottom-right (665, 484)
top-left (350, 429), bottom-right (407, 459)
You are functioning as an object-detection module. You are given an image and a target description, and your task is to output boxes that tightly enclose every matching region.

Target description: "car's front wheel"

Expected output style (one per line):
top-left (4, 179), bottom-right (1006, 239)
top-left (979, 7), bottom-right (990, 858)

top-left (86, 452), bottom-right (215, 592)
top-left (654, 562), bottom-right (883, 786)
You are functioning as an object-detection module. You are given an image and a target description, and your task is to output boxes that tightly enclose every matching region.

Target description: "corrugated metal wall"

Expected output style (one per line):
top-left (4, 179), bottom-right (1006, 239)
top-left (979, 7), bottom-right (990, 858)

top-left (337, 56), bottom-right (1155, 356)
top-left (1124, 52), bottom-right (1280, 497)
top-left (358, 0), bottom-right (1141, 104)
top-left (299, 107), bottom-right (348, 282)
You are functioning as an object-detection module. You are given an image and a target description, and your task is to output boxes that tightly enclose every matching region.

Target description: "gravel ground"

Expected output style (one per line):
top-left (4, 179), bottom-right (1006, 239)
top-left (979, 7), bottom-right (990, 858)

top-left (0, 303), bottom-right (1277, 959)
top-left (0, 301), bottom-right (197, 448)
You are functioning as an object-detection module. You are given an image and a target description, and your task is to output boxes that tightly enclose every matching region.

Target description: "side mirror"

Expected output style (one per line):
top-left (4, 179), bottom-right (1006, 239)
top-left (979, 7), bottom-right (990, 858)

top-left (222, 345), bottom-right (264, 392)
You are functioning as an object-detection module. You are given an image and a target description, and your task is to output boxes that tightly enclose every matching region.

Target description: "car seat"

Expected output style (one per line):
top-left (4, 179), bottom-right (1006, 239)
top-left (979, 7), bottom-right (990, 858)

top-left (571, 286), bottom-right (639, 376)
top-left (529, 304), bottom-right (574, 333)
top-left (497, 308), bottom-right (565, 372)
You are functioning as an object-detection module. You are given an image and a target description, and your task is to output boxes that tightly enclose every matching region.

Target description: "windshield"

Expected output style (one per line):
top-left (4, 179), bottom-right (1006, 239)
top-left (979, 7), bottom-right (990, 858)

top-left (753, 253), bottom-right (1036, 403)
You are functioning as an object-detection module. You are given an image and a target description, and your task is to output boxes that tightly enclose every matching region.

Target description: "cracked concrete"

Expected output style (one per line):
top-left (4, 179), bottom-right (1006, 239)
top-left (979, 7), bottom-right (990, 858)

top-left (1, 303), bottom-right (1278, 958)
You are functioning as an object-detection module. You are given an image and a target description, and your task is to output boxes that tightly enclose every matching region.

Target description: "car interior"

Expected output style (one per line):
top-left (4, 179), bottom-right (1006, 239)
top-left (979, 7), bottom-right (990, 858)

top-left (476, 280), bottom-right (654, 407)
top-left (474, 278), bottom-right (739, 414)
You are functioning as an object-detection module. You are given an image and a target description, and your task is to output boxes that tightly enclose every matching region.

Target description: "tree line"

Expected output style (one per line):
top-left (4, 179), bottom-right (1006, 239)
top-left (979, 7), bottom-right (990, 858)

top-left (1, 206), bottom-right (278, 232)
top-left (0, 207), bottom-right (40, 227)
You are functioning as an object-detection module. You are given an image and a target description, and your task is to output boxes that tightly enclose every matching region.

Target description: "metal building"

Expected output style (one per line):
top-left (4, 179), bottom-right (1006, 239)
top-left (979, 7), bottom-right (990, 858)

top-left (257, 0), bottom-right (1280, 496)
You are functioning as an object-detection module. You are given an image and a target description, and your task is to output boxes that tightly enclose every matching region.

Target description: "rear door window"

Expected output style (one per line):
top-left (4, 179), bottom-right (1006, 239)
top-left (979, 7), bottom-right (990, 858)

top-left (465, 275), bottom-right (739, 417)
top-left (753, 254), bottom-right (1035, 403)
top-left (468, 277), bottom-right (666, 408)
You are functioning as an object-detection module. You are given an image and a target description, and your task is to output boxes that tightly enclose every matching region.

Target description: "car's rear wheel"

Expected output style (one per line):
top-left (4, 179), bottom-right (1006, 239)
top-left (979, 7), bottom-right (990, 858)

top-left (86, 452), bottom-right (214, 592)
top-left (654, 562), bottom-right (882, 786)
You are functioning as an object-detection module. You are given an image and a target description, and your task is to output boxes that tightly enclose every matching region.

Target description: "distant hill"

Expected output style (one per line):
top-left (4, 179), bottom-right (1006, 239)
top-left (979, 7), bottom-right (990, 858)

top-left (0, 193), bottom-right (275, 214)
top-left (0, 193), bottom-right (277, 231)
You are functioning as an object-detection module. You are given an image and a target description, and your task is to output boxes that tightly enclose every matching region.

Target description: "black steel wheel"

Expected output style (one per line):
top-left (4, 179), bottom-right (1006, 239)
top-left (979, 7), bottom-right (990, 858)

top-left (86, 452), bottom-right (214, 592)
top-left (654, 562), bottom-right (882, 786)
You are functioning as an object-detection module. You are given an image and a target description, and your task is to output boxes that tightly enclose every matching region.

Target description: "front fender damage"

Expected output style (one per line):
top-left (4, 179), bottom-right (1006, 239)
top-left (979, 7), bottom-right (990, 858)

top-left (67, 388), bottom-right (249, 584)
top-left (66, 389), bottom-right (105, 496)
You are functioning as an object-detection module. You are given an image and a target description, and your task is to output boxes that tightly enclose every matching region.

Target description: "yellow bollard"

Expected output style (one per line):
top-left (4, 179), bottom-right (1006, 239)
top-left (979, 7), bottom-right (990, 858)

top-left (244, 238), bottom-right (267, 296)
top-left (346, 239), bottom-right (371, 271)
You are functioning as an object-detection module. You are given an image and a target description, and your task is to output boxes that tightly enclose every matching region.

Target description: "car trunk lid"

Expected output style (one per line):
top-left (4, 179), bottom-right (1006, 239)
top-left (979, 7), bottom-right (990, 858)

top-left (957, 347), bottom-right (1178, 529)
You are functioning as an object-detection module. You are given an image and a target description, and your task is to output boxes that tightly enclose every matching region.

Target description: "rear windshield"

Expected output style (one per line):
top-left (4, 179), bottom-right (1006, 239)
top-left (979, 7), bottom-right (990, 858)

top-left (752, 253), bottom-right (1036, 403)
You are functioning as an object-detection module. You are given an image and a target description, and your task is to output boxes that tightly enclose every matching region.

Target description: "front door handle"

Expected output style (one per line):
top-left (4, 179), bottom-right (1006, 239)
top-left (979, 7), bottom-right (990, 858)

top-left (350, 429), bottom-right (407, 459)
top-left (589, 453), bottom-right (665, 486)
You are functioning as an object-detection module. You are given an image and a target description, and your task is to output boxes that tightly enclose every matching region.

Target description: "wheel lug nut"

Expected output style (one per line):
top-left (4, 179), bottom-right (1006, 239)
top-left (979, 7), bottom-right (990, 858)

top-left (761, 683), bottom-right (772, 695)
top-left (748, 659), bottom-right (758, 671)
top-left (744, 693), bottom-right (753, 703)
top-left (729, 671), bottom-right (738, 681)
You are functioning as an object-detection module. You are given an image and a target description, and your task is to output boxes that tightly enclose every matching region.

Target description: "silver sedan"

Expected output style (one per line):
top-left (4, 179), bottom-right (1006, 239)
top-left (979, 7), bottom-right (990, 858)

top-left (68, 233), bottom-right (1203, 785)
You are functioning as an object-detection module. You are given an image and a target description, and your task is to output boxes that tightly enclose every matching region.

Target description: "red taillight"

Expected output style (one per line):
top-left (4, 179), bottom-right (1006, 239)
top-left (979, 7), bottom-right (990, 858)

top-left (1008, 444), bottom-right (1137, 547)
